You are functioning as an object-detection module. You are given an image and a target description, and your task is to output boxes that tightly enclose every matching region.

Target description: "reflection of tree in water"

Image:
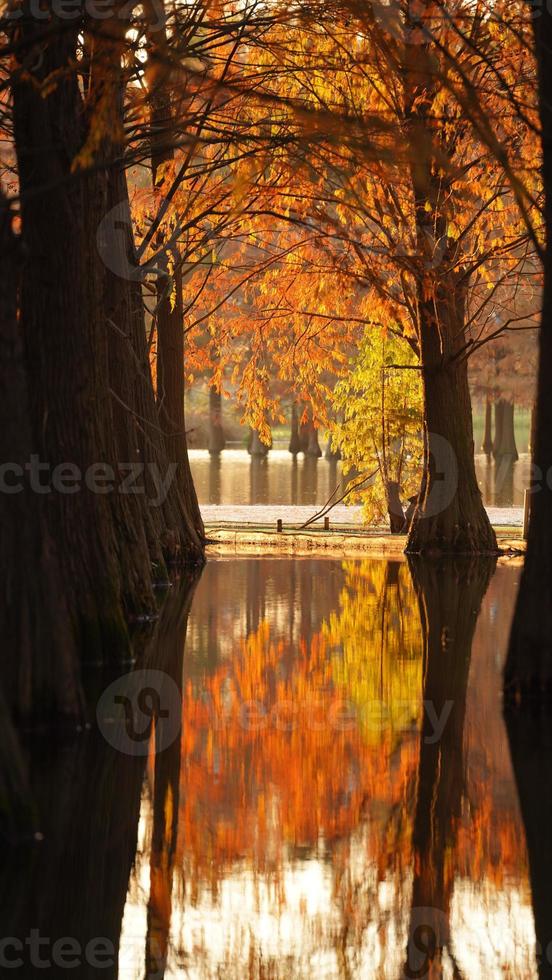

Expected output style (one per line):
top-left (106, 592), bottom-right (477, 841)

top-left (175, 560), bottom-right (425, 975)
top-left (0, 576), bottom-right (198, 980)
top-left (403, 558), bottom-right (494, 980)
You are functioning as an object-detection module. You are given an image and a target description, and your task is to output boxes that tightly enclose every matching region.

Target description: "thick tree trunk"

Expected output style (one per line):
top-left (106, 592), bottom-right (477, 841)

top-left (494, 398), bottom-right (518, 461)
top-left (482, 396), bottom-right (493, 455)
top-left (406, 355), bottom-right (497, 554)
top-left (404, 18), bottom-right (496, 556)
top-left (0, 195), bottom-right (84, 722)
top-left (208, 386), bottom-right (226, 455)
top-left (504, 5), bottom-right (552, 703)
top-left (404, 557), bottom-right (494, 976)
top-left (12, 5), bottom-right (133, 659)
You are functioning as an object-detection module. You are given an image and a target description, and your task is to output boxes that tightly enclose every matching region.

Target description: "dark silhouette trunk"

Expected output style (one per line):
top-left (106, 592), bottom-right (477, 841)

top-left (289, 401), bottom-right (302, 455)
top-left (482, 396), bottom-right (493, 455)
top-left (147, 4), bottom-right (204, 545)
top-left (494, 398), bottom-right (518, 462)
top-left (404, 20), bottom-right (496, 556)
top-left (305, 421), bottom-right (322, 457)
top-left (505, 4), bottom-right (552, 703)
top-left (407, 345), bottom-right (496, 555)
top-left (0, 195), bottom-right (84, 723)
top-left (208, 386), bottom-right (226, 455)
top-left (11, 5), bottom-right (134, 659)
top-left (404, 557), bottom-right (494, 977)
top-left (505, 712), bottom-right (552, 979)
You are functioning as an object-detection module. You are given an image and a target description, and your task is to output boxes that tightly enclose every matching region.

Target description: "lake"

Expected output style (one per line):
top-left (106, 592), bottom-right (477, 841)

top-left (3, 555), bottom-right (545, 979)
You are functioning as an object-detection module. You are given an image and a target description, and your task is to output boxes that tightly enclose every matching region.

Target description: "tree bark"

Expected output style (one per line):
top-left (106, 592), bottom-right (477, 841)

top-left (504, 4), bottom-right (552, 704)
top-left (0, 193), bottom-right (84, 723)
top-left (406, 350), bottom-right (497, 555)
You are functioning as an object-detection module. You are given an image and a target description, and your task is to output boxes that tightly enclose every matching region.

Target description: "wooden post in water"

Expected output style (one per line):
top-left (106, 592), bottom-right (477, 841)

top-left (324, 516), bottom-right (330, 530)
top-left (277, 519), bottom-right (283, 533)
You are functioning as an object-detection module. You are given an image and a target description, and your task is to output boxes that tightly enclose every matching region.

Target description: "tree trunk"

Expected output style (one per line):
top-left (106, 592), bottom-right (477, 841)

top-left (504, 4), bottom-right (552, 704)
top-left (385, 480), bottom-right (405, 533)
top-left (208, 386), bottom-right (226, 455)
top-left (406, 355), bottom-right (497, 554)
top-left (305, 420), bottom-right (322, 457)
top-left (0, 193), bottom-right (84, 723)
top-left (494, 398), bottom-right (518, 461)
top-left (482, 396), bottom-right (493, 455)
top-left (289, 401), bottom-right (302, 455)
top-left (147, 4), bottom-right (204, 544)
top-left (249, 428), bottom-right (270, 456)
top-left (12, 4), bottom-right (134, 660)
top-left (403, 17), bottom-right (497, 556)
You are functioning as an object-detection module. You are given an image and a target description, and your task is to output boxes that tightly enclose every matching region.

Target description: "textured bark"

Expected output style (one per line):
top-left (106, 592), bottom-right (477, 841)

top-left (403, 10), bottom-right (497, 556)
top-left (12, 4), bottom-right (131, 659)
top-left (0, 195), bottom-right (84, 723)
top-left (504, 3), bottom-right (552, 704)
top-left (406, 350), bottom-right (497, 555)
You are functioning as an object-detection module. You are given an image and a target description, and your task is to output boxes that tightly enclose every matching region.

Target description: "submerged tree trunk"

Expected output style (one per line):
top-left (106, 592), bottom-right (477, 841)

top-left (504, 4), bottom-right (552, 703)
top-left (492, 398), bottom-right (505, 461)
top-left (494, 398), bottom-right (518, 462)
top-left (403, 15), bottom-right (496, 556)
top-left (482, 396), bottom-right (493, 455)
top-left (249, 428), bottom-right (270, 456)
top-left (407, 350), bottom-right (497, 555)
top-left (289, 401), bottom-right (302, 455)
top-left (208, 386), bottom-right (226, 455)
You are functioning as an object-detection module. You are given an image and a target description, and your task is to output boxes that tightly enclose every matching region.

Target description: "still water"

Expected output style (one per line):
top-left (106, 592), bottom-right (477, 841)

top-left (190, 450), bottom-right (532, 508)
top-left (3, 555), bottom-right (547, 979)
